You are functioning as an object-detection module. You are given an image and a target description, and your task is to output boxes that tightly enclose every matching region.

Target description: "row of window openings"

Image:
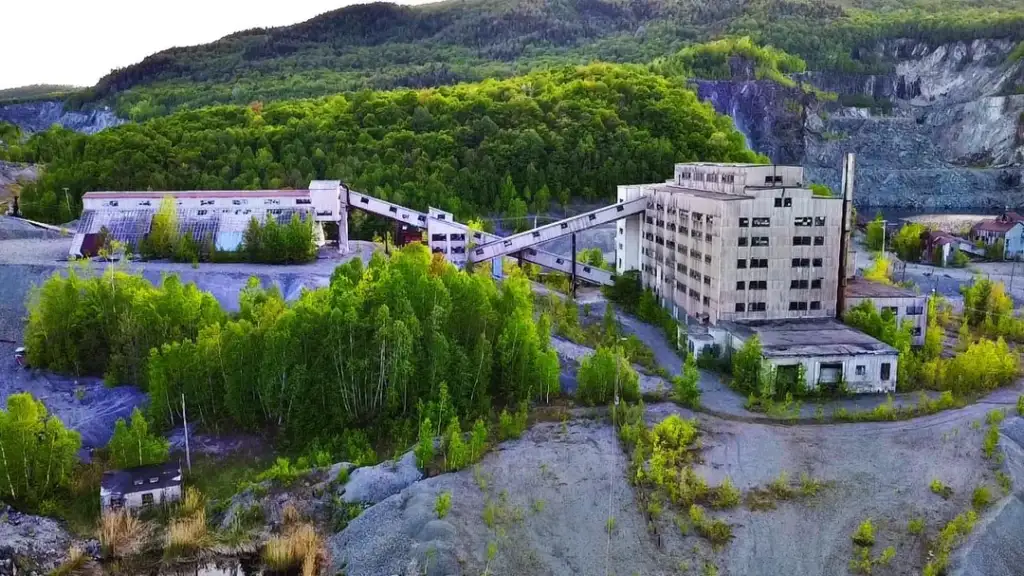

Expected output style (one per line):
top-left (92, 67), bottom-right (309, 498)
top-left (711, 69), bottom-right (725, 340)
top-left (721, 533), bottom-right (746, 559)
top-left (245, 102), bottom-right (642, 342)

top-left (734, 301), bottom-right (821, 312)
top-left (738, 257), bottom-right (824, 269)
top-left (432, 246), bottom-right (467, 254)
top-left (736, 236), bottom-right (824, 247)
top-left (673, 283), bottom-right (711, 307)
top-left (678, 172), bottom-right (739, 184)
top-left (739, 217), bottom-right (827, 228)
top-left (430, 233), bottom-right (467, 242)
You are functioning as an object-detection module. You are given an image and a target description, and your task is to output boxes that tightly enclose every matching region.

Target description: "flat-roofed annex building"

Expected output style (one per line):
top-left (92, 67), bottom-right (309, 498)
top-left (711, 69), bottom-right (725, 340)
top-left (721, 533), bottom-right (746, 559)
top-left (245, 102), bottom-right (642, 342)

top-left (617, 163), bottom-right (843, 326)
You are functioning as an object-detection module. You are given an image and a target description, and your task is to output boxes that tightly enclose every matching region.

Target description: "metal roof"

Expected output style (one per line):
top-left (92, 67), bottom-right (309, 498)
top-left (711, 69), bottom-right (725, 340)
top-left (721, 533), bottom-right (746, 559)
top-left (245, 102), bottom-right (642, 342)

top-left (100, 462), bottom-right (182, 495)
top-left (84, 190), bottom-right (309, 199)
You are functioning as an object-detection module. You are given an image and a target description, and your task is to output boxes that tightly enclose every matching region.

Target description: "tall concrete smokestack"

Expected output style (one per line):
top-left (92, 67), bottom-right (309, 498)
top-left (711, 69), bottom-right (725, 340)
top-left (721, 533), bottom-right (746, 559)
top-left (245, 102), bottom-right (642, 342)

top-left (836, 153), bottom-right (855, 317)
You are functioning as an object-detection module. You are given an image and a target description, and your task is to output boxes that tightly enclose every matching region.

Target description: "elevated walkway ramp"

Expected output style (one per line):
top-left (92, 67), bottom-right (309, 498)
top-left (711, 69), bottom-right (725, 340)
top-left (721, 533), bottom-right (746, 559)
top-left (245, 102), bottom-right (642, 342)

top-left (468, 198), bottom-right (646, 263)
top-left (344, 187), bottom-right (614, 286)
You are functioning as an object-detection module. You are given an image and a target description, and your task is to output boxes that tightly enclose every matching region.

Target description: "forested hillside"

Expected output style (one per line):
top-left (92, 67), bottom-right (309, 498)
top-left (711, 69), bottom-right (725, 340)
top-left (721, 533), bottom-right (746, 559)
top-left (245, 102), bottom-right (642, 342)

top-left (66, 0), bottom-right (1024, 118)
top-left (8, 64), bottom-right (758, 224)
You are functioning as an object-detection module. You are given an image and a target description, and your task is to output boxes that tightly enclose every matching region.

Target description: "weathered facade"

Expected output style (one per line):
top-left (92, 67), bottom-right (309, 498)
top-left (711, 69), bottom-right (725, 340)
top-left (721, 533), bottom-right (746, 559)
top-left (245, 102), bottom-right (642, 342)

top-left (971, 213), bottom-right (1024, 258)
top-left (618, 163), bottom-right (843, 326)
top-left (844, 277), bottom-right (928, 346)
top-left (724, 319), bottom-right (899, 394)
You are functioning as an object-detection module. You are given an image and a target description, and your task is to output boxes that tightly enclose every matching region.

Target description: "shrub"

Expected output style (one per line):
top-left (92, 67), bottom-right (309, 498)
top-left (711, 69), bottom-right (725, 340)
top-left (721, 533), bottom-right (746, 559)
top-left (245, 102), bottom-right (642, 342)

top-left (996, 471), bottom-right (1012, 494)
top-left (852, 518), bottom-right (875, 547)
top-left (930, 478), bottom-right (953, 499)
top-left (689, 504), bottom-right (733, 545)
top-left (907, 517), bottom-right (925, 535)
top-left (986, 409), bottom-right (1005, 425)
top-left (972, 486), bottom-right (993, 510)
top-left (710, 477), bottom-right (740, 509)
top-left (799, 473), bottom-right (824, 497)
top-left (605, 516), bottom-right (617, 533)
top-left (498, 402), bottom-right (529, 440)
top-left (672, 354), bottom-right (702, 408)
top-left (256, 457), bottom-right (306, 485)
top-left (470, 418), bottom-right (488, 462)
top-left (435, 491), bottom-right (452, 519)
top-left (1018, 394), bottom-right (1024, 417)
top-left (983, 424), bottom-right (1000, 460)
top-left (415, 418), bottom-right (434, 470)
top-left (444, 417), bottom-right (470, 472)
top-left (577, 346), bottom-right (640, 405)
top-left (769, 471), bottom-right (794, 499)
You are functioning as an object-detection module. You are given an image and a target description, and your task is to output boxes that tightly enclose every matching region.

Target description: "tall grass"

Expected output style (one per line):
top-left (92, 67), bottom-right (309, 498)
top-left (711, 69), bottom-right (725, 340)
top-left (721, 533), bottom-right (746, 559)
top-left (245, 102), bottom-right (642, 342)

top-left (98, 509), bottom-right (151, 558)
top-left (262, 521), bottom-right (327, 576)
top-left (165, 508), bottom-right (212, 559)
top-left (51, 545), bottom-right (97, 576)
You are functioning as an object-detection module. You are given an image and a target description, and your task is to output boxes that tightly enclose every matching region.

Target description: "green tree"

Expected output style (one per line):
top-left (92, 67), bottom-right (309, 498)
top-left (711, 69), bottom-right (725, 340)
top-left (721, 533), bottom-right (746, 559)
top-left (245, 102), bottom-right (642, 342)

top-left (106, 408), bottom-right (170, 469)
top-left (673, 353), bottom-right (701, 408)
top-left (577, 346), bottom-right (639, 406)
top-left (892, 223), bottom-right (925, 262)
top-left (866, 214), bottom-right (885, 252)
top-left (732, 336), bottom-right (764, 394)
top-left (0, 393), bottom-right (81, 507)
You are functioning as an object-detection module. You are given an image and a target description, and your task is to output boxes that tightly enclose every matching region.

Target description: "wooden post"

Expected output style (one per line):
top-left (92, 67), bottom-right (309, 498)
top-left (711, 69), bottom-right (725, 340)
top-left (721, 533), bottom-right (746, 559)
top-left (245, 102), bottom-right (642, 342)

top-left (181, 394), bottom-right (191, 473)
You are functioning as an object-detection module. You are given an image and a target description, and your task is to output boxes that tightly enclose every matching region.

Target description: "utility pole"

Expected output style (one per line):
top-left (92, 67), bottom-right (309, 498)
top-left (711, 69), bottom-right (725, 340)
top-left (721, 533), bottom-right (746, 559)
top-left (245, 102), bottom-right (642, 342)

top-left (62, 187), bottom-right (72, 220)
top-left (181, 394), bottom-right (191, 473)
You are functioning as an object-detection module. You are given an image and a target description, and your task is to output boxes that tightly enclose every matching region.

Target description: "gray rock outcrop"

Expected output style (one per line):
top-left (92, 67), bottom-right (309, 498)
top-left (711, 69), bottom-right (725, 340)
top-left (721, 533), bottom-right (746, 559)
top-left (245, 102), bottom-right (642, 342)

top-left (698, 38), bottom-right (1024, 210)
top-left (0, 101), bottom-right (124, 135)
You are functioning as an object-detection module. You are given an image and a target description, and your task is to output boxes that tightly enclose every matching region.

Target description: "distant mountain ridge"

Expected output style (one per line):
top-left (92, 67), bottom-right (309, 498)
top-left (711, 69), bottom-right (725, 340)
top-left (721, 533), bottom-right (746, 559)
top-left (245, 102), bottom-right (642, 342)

top-left (56, 0), bottom-right (1024, 118)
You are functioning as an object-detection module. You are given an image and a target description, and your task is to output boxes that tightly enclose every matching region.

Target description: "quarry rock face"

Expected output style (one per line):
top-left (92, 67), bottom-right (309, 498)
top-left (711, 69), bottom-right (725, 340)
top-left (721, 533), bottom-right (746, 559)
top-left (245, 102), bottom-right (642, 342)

top-left (0, 101), bottom-right (124, 135)
top-left (698, 38), bottom-right (1024, 209)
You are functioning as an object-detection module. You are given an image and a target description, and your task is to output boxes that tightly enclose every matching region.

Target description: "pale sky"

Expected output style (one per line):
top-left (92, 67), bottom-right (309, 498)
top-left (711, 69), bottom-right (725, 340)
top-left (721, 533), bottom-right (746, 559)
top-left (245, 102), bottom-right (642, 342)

top-left (2, 0), bottom-right (435, 90)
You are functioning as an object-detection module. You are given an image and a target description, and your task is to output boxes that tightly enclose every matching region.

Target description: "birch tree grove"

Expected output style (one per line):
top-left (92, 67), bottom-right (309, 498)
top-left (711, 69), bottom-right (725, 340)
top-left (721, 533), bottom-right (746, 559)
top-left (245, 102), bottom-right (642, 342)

top-left (0, 394), bottom-right (81, 507)
top-left (146, 243), bottom-right (560, 446)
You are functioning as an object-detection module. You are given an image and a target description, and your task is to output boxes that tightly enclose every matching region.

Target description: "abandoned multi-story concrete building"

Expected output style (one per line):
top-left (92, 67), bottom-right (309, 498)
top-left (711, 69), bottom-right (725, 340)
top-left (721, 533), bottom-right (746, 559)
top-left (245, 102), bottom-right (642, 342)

top-left (617, 163), bottom-right (842, 325)
top-left (616, 160), bottom-right (900, 393)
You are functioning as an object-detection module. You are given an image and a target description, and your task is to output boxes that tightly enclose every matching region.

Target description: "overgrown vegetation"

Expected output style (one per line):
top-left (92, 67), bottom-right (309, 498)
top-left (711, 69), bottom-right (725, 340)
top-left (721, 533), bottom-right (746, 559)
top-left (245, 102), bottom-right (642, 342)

top-left (106, 407), bottom-right (170, 469)
top-left (653, 36), bottom-right (805, 86)
top-left (0, 393), bottom-right (81, 512)
top-left (138, 197), bottom-right (317, 264)
top-left (577, 346), bottom-right (640, 406)
top-left (26, 245), bottom-right (558, 458)
top-left (604, 271), bottom-right (681, 349)
top-left (10, 65), bottom-right (758, 226)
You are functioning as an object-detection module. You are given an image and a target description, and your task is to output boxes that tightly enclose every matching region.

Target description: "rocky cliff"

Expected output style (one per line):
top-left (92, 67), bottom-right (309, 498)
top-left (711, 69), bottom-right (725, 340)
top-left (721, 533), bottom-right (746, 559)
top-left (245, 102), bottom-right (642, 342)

top-left (0, 101), bottom-right (123, 134)
top-left (699, 39), bottom-right (1024, 209)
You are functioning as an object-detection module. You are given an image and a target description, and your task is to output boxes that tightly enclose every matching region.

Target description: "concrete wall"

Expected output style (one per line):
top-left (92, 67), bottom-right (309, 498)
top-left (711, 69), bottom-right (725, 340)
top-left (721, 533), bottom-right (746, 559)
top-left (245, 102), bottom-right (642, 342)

top-left (427, 217), bottom-right (468, 266)
top-left (717, 189), bottom-right (842, 323)
top-left (616, 185), bottom-right (650, 275)
top-left (765, 353), bottom-right (899, 394)
top-left (673, 164), bottom-right (804, 195)
top-left (630, 178), bottom-right (843, 327)
top-left (102, 485), bottom-right (182, 510)
top-left (845, 294), bottom-right (928, 346)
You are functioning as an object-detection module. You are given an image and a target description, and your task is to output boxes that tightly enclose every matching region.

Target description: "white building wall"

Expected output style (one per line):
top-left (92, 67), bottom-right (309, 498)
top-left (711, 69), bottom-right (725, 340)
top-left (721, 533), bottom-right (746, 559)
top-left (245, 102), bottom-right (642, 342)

top-left (616, 185), bottom-right (649, 275)
top-left (765, 353), bottom-right (898, 394)
top-left (845, 295), bottom-right (928, 346)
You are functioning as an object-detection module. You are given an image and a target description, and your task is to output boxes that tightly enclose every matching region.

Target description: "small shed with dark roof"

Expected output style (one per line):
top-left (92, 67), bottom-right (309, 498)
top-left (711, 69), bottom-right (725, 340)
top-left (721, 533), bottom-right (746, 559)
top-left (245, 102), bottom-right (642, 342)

top-left (100, 462), bottom-right (183, 511)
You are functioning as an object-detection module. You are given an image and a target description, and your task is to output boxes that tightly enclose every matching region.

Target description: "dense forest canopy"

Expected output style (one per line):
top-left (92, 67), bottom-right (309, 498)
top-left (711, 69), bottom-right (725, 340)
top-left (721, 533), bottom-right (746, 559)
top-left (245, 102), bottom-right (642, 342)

top-left (9, 64), bottom-right (760, 224)
top-left (54, 0), bottom-right (1024, 117)
top-left (25, 245), bottom-right (560, 451)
